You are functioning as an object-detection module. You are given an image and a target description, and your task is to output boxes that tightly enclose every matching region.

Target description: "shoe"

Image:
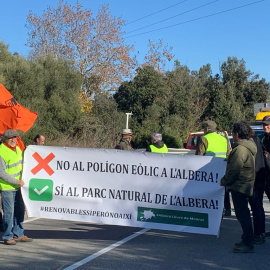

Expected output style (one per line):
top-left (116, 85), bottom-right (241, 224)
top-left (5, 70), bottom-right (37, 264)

top-left (4, 239), bottom-right (16, 245)
top-left (265, 232), bottom-right (270, 237)
top-left (253, 235), bottom-right (265, 245)
top-left (234, 241), bottom-right (244, 247)
top-left (14, 236), bottom-right (33, 242)
top-left (224, 209), bottom-right (231, 216)
top-left (233, 245), bottom-right (254, 253)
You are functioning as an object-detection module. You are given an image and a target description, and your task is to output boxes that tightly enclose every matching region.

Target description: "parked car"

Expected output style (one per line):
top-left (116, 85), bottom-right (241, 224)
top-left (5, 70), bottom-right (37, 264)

top-left (250, 122), bottom-right (264, 139)
top-left (183, 132), bottom-right (204, 150)
top-left (184, 131), bottom-right (231, 150)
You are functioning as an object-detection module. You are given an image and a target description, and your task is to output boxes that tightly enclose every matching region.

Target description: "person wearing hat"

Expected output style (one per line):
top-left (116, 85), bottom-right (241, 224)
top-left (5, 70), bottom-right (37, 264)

top-left (261, 115), bottom-right (270, 237)
top-left (146, 133), bottom-right (168, 153)
top-left (0, 129), bottom-right (33, 245)
top-left (196, 120), bottom-right (231, 216)
top-left (115, 129), bottom-right (134, 151)
top-left (195, 120), bottom-right (230, 157)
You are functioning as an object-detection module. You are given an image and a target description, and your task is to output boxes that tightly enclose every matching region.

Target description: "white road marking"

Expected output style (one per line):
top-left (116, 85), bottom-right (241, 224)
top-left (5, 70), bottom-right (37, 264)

top-left (24, 217), bottom-right (40, 223)
top-left (64, 228), bottom-right (150, 270)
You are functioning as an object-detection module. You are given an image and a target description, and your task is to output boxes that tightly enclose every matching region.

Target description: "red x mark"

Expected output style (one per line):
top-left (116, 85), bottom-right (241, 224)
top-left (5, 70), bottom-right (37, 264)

top-left (31, 152), bottom-right (55, 176)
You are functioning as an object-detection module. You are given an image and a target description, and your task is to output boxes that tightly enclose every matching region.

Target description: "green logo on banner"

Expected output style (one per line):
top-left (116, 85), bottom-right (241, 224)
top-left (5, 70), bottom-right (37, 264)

top-left (29, 178), bottom-right (54, 201)
top-left (137, 207), bottom-right (208, 228)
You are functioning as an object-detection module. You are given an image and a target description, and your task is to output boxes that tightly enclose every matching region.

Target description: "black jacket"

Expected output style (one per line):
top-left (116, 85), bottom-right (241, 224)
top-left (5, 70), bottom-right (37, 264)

top-left (262, 133), bottom-right (270, 199)
top-left (252, 136), bottom-right (267, 185)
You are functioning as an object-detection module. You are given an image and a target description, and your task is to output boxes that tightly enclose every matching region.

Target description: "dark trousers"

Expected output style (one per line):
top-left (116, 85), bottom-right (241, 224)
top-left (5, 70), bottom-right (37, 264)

top-left (231, 190), bottom-right (254, 247)
top-left (224, 190), bottom-right (231, 210)
top-left (249, 182), bottom-right (265, 236)
top-left (0, 211), bottom-right (3, 231)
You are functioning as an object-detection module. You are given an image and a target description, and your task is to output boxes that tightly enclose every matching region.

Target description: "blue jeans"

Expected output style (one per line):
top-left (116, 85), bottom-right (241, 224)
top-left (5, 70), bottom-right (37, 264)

top-left (1, 189), bottom-right (25, 240)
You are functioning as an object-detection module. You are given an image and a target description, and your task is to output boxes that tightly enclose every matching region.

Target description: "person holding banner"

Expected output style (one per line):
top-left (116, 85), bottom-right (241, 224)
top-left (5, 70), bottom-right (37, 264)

top-left (115, 129), bottom-right (133, 150)
top-left (220, 121), bottom-right (257, 253)
top-left (146, 133), bottom-right (168, 153)
top-left (196, 120), bottom-right (231, 216)
top-left (0, 129), bottom-right (33, 245)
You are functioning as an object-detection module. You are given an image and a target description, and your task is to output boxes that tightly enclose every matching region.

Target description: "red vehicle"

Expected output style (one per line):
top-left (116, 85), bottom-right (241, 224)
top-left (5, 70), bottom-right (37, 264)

top-left (183, 130), bottom-right (232, 151)
top-left (183, 132), bottom-right (204, 150)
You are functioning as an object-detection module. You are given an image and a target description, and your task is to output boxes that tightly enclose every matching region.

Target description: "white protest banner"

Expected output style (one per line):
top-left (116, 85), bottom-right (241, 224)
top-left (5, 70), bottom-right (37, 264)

top-left (22, 146), bottom-right (226, 236)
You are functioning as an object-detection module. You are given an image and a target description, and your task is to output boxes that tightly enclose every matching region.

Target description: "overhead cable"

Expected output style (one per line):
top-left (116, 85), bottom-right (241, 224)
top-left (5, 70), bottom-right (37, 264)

top-left (125, 0), bottom-right (265, 39)
top-left (126, 0), bottom-right (189, 25)
top-left (125, 0), bottom-right (219, 35)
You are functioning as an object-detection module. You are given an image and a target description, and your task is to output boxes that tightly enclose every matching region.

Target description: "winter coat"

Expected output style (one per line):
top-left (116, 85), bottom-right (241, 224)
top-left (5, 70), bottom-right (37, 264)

top-left (262, 132), bottom-right (270, 200)
top-left (220, 139), bottom-right (257, 197)
top-left (252, 136), bottom-right (267, 186)
top-left (115, 139), bottom-right (133, 151)
top-left (262, 132), bottom-right (270, 153)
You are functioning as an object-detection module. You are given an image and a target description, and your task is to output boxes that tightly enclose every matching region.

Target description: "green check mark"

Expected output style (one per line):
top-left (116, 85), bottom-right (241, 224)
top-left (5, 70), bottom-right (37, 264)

top-left (34, 185), bottom-right (49, 195)
top-left (29, 178), bottom-right (53, 201)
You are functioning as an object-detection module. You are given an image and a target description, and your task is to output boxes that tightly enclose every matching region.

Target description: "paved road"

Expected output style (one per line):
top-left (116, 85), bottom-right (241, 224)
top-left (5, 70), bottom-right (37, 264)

top-left (1, 197), bottom-right (270, 270)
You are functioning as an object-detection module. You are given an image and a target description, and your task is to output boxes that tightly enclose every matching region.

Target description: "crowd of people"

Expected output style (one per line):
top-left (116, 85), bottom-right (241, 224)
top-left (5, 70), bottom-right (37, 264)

top-left (196, 119), bottom-right (270, 253)
top-left (115, 129), bottom-right (168, 153)
top-left (1, 118), bottom-right (270, 251)
top-left (115, 119), bottom-right (270, 253)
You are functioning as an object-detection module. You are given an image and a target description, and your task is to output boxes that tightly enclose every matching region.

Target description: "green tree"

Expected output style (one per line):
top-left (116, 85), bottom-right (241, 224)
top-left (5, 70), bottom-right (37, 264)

top-left (205, 57), bottom-right (269, 130)
top-left (72, 92), bottom-right (125, 148)
top-left (114, 66), bottom-right (167, 123)
top-left (0, 42), bottom-right (15, 64)
top-left (165, 61), bottom-right (209, 135)
top-left (0, 48), bottom-right (83, 144)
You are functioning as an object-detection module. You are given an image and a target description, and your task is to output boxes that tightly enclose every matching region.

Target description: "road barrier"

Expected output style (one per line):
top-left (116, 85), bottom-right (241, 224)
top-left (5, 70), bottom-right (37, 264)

top-left (168, 148), bottom-right (195, 155)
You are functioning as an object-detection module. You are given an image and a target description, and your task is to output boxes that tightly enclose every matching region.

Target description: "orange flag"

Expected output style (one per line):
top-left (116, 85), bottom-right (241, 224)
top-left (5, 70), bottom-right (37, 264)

top-left (0, 84), bottom-right (38, 133)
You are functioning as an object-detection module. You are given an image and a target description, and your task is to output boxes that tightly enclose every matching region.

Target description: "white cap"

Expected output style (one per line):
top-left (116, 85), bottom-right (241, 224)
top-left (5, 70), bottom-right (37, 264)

top-left (122, 129), bottom-right (132, 135)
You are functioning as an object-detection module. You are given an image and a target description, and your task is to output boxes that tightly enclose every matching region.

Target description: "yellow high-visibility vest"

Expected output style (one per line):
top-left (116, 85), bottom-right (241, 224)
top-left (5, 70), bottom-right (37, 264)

top-left (0, 144), bottom-right (22, 190)
top-left (150, 144), bottom-right (168, 153)
top-left (203, 133), bottom-right (227, 158)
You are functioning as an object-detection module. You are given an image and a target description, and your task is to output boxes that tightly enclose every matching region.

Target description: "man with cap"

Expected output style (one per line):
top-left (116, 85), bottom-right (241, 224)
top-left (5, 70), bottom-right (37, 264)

top-left (115, 129), bottom-right (134, 150)
top-left (196, 120), bottom-right (230, 157)
top-left (196, 120), bottom-right (231, 215)
top-left (0, 129), bottom-right (33, 245)
top-left (146, 133), bottom-right (168, 153)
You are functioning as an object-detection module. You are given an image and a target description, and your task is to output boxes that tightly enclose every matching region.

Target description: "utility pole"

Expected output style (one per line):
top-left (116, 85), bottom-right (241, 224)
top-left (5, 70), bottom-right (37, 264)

top-left (125, 112), bottom-right (133, 129)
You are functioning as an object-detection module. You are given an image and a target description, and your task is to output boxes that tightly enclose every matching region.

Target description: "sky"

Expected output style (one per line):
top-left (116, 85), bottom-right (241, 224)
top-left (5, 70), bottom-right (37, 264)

top-left (0, 0), bottom-right (269, 82)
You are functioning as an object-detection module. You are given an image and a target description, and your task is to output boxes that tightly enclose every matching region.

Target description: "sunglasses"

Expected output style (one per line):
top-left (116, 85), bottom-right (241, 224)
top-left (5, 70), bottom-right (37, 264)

top-left (263, 123), bottom-right (270, 126)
